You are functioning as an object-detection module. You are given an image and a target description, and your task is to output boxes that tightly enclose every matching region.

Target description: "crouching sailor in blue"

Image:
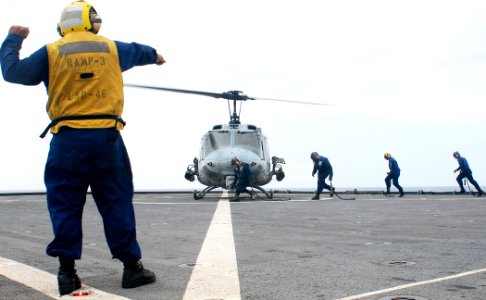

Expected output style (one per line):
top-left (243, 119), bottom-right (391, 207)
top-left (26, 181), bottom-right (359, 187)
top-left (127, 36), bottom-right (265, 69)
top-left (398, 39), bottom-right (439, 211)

top-left (453, 151), bottom-right (483, 197)
top-left (384, 152), bottom-right (404, 197)
top-left (231, 157), bottom-right (255, 201)
top-left (0, 0), bottom-right (166, 295)
top-left (310, 152), bottom-right (335, 200)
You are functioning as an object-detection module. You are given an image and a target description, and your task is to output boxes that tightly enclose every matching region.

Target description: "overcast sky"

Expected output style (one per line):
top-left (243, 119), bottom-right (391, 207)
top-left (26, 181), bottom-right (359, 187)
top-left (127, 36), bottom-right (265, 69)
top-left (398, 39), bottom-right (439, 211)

top-left (1, 0), bottom-right (486, 192)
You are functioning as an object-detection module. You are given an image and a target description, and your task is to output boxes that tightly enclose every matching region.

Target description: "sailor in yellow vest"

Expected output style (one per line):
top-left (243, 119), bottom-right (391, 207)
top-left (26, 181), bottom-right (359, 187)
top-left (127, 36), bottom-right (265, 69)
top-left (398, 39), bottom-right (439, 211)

top-left (0, 1), bottom-right (165, 295)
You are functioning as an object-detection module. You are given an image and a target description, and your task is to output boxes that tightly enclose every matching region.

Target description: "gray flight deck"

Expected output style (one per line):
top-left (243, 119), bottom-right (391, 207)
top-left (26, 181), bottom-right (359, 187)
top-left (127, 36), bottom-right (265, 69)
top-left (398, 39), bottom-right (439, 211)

top-left (0, 191), bottom-right (485, 300)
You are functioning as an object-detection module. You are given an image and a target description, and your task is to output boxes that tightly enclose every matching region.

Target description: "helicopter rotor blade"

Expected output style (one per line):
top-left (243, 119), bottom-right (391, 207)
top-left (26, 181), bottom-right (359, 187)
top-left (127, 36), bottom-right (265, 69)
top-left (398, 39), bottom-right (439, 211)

top-left (124, 84), bottom-right (225, 99)
top-left (253, 97), bottom-right (329, 106)
top-left (125, 83), bottom-right (329, 105)
top-left (125, 84), bottom-right (255, 100)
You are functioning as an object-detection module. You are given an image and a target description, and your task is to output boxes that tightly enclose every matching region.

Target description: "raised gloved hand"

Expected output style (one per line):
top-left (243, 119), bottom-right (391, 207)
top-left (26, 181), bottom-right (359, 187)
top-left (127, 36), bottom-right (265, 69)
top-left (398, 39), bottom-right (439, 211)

top-left (9, 25), bottom-right (29, 39)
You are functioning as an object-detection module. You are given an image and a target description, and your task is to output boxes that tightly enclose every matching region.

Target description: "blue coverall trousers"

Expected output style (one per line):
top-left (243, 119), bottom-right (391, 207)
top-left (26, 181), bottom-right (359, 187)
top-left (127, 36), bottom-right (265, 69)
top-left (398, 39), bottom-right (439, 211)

top-left (44, 127), bottom-right (141, 262)
top-left (316, 172), bottom-right (332, 195)
top-left (385, 173), bottom-right (403, 194)
top-left (456, 171), bottom-right (482, 192)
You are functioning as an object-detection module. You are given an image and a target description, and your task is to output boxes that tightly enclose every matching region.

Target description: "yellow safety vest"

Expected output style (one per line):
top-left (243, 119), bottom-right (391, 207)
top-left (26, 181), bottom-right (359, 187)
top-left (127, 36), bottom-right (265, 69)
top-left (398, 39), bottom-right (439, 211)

top-left (44, 32), bottom-right (124, 136)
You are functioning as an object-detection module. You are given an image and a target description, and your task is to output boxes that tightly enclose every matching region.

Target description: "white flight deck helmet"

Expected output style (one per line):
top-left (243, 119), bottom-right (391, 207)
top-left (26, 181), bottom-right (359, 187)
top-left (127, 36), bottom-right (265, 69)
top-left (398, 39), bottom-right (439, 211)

top-left (57, 0), bottom-right (102, 36)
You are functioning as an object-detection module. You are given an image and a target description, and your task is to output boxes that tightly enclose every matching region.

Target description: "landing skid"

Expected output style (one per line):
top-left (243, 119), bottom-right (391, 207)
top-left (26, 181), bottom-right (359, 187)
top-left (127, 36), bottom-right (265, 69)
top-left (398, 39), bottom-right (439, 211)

top-left (193, 186), bottom-right (274, 200)
top-left (193, 186), bottom-right (218, 200)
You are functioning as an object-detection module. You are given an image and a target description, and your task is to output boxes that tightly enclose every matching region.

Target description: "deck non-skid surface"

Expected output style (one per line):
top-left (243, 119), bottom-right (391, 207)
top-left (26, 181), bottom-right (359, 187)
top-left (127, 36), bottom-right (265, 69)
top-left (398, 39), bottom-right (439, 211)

top-left (0, 192), bottom-right (485, 299)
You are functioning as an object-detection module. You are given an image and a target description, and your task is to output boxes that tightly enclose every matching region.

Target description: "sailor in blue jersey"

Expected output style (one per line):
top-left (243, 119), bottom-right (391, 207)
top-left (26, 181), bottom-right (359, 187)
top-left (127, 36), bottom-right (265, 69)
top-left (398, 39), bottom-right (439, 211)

top-left (0, 0), bottom-right (165, 295)
top-left (230, 157), bottom-right (255, 201)
top-left (453, 151), bottom-right (483, 197)
top-left (310, 152), bottom-right (335, 200)
top-left (383, 152), bottom-right (404, 197)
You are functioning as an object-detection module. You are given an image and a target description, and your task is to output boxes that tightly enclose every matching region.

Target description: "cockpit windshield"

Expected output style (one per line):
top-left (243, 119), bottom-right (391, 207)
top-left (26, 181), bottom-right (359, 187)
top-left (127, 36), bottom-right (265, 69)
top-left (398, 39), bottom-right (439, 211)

top-left (203, 131), bottom-right (262, 155)
top-left (235, 131), bottom-right (261, 154)
top-left (205, 132), bottom-right (230, 153)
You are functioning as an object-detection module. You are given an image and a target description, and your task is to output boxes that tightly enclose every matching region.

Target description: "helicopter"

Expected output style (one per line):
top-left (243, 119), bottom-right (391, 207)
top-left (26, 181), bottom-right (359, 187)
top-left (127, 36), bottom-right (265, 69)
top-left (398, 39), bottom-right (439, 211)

top-left (125, 84), bottom-right (325, 200)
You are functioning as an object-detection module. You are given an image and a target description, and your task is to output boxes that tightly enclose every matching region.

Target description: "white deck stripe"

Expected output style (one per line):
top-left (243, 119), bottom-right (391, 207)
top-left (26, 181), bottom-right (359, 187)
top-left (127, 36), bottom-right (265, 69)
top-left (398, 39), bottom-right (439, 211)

top-left (183, 192), bottom-right (241, 300)
top-left (336, 267), bottom-right (486, 300)
top-left (0, 256), bottom-right (130, 299)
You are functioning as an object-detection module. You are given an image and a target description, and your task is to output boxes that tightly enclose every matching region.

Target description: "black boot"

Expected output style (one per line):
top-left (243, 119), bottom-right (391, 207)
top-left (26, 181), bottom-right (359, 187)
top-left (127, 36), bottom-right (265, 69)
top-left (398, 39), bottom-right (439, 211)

top-left (311, 194), bottom-right (319, 200)
top-left (122, 260), bottom-right (156, 289)
top-left (230, 193), bottom-right (240, 202)
top-left (58, 258), bottom-right (81, 296)
top-left (477, 190), bottom-right (484, 197)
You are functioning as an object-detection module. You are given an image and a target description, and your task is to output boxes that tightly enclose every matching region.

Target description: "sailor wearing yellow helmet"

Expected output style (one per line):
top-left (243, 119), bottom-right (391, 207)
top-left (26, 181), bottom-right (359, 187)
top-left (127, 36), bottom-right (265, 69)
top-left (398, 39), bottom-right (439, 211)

top-left (383, 152), bottom-right (404, 197)
top-left (0, 0), bottom-right (165, 295)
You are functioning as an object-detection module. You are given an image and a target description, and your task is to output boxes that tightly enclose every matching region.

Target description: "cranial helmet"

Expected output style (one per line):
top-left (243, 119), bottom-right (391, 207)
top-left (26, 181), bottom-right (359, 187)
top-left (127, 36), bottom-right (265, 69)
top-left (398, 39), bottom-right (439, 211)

top-left (384, 152), bottom-right (391, 159)
top-left (453, 151), bottom-right (460, 158)
top-left (310, 152), bottom-right (319, 160)
top-left (57, 0), bottom-right (102, 36)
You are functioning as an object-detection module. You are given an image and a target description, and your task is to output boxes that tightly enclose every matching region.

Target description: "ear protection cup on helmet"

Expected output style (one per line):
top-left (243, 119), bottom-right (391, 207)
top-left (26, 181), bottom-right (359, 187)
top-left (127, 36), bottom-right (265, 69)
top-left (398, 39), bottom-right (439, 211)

top-left (57, 23), bottom-right (63, 37)
top-left (89, 7), bottom-right (102, 34)
top-left (90, 14), bottom-right (102, 34)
